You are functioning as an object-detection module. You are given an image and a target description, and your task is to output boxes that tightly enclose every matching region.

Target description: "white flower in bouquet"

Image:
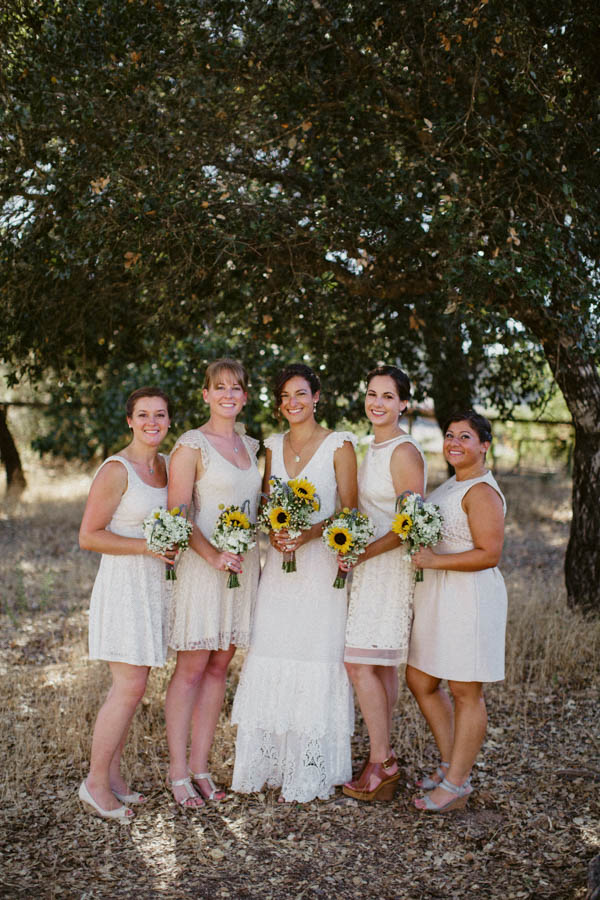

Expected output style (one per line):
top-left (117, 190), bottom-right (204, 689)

top-left (392, 491), bottom-right (443, 582)
top-left (211, 501), bottom-right (257, 588)
top-left (322, 507), bottom-right (375, 588)
top-left (142, 506), bottom-right (193, 580)
top-left (258, 475), bottom-right (319, 572)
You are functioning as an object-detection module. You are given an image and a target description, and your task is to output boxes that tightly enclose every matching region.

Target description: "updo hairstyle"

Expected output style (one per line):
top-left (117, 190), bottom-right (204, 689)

top-left (274, 364), bottom-right (321, 407)
top-left (443, 410), bottom-right (493, 444)
top-left (366, 365), bottom-right (411, 403)
top-left (126, 386), bottom-right (172, 419)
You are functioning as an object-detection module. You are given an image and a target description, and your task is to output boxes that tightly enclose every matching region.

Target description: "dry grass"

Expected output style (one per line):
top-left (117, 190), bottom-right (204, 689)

top-left (1, 462), bottom-right (599, 899)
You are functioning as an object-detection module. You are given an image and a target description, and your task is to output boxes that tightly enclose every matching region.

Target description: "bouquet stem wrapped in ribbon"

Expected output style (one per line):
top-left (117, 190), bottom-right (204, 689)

top-left (258, 476), bottom-right (319, 573)
top-left (211, 500), bottom-right (257, 588)
top-left (392, 491), bottom-right (443, 582)
top-left (322, 507), bottom-right (375, 588)
top-left (142, 506), bottom-right (193, 580)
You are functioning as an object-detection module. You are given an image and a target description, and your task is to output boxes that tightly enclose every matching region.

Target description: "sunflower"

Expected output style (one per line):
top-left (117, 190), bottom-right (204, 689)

top-left (327, 527), bottom-right (353, 554)
top-left (392, 512), bottom-right (412, 536)
top-left (289, 477), bottom-right (316, 502)
top-left (224, 510), bottom-right (250, 530)
top-left (269, 507), bottom-right (291, 531)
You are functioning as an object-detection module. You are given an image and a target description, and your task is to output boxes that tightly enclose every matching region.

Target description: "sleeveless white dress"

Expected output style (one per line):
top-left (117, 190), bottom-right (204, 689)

top-left (407, 471), bottom-right (507, 682)
top-left (231, 431), bottom-right (355, 803)
top-left (88, 455), bottom-right (170, 667)
top-left (344, 434), bottom-right (427, 666)
top-left (168, 430), bottom-right (261, 651)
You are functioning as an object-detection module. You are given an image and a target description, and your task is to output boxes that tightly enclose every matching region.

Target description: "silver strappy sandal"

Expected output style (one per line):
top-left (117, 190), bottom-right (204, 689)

top-left (189, 771), bottom-right (226, 802)
top-left (415, 761), bottom-right (449, 790)
top-left (170, 776), bottom-right (205, 808)
top-left (414, 776), bottom-right (472, 813)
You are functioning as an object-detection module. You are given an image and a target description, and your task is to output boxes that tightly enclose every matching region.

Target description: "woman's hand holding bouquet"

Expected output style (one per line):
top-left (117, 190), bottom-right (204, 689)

top-left (258, 476), bottom-right (319, 572)
top-left (322, 507), bottom-right (375, 588)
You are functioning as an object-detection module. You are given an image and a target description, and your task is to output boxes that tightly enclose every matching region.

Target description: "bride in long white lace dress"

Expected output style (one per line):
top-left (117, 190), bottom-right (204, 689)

top-left (232, 364), bottom-right (358, 803)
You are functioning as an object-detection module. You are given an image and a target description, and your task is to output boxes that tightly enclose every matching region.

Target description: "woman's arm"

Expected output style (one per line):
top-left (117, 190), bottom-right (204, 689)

top-left (79, 461), bottom-right (166, 559)
top-left (262, 448), bottom-right (272, 495)
top-left (349, 441), bottom-right (425, 567)
top-left (334, 440), bottom-right (358, 510)
top-left (411, 482), bottom-right (504, 572)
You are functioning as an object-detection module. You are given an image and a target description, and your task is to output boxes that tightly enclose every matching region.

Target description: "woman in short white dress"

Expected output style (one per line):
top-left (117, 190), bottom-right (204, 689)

top-left (165, 359), bottom-right (261, 808)
top-left (407, 410), bottom-right (507, 813)
top-left (78, 387), bottom-right (174, 821)
top-left (232, 364), bottom-right (358, 803)
top-left (341, 366), bottom-right (426, 802)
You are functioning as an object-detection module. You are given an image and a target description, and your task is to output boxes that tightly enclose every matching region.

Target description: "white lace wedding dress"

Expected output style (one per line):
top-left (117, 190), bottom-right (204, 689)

top-left (231, 431), bottom-right (355, 802)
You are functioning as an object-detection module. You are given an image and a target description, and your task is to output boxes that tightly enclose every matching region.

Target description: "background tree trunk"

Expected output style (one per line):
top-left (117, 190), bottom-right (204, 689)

top-left (542, 354), bottom-right (600, 613)
top-left (0, 405), bottom-right (27, 497)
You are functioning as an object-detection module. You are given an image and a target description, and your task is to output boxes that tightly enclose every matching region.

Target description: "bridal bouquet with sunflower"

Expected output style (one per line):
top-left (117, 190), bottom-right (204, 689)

top-left (322, 507), bottom-right (375, 588)
top-left (392, 491), bottom-right (443, 582)
top-left (142, 506), bottom-right (193, 581)
top-left (258, 475), bottom-right (320, 572)
top-left (211, 501), bottom-right (257, 588)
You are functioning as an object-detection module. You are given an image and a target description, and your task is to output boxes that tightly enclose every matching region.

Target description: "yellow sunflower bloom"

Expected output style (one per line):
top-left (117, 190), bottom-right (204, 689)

top-left (327, 527), bottom-right (353, 554)
top-left (392, 513), bottom-right (412, 536)
top-left (224, 510), bottom-right (250, 530)
top-left (269, 507), bottom-right (291, 531)
top-left (289, 477), bottom-right (316, 502)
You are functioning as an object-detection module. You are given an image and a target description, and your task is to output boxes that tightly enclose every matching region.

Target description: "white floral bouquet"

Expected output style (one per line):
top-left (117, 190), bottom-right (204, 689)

top-left (142, 506), bottom-right (193, 580)
top-left (322, 507), bottom-right (375, 588)
top-left (392, 490), bottom-right (443, 582)
top-left (258, 475), bottom-right (320, 572)
top-left (211, 501), bottom-right (257, 588)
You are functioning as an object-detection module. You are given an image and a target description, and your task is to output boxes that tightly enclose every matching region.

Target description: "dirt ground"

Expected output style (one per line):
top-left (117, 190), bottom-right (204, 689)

top-left (0, 466), bottom-right (598, 899)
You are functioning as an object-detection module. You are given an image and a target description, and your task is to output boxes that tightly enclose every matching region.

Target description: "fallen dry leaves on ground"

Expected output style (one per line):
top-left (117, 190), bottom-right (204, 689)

top-left (0, 466), bottom-right (598, 899)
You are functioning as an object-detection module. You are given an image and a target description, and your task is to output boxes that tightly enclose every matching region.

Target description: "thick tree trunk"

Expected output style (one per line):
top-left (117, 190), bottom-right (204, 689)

top-left (545, 355), bottom-right (600, 613)
top-left (0, 404), bottom-right (27, 496)
top-left (422, 314), bottom-right (474, 476)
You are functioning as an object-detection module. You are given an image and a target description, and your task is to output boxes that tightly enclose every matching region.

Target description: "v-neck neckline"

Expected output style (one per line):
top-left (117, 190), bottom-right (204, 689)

top-left (281, 430), bottom-right (332, 480)
top-left (201, 432), bottom-right (252, 472)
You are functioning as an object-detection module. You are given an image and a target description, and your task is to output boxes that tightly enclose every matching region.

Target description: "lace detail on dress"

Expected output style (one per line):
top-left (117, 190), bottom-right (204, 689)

top-left (231, 430), bottom-right (355, 801)
top-left (241, 434), bottom-right (260, 457)
top-left (344, 434), bottom-right (427, 666)
top-left (171, 429), bottom-right (210, 469)
top-left (87, 455), bottom-right (170, 667)
top-left (327, 430), bottom-right (357, 451)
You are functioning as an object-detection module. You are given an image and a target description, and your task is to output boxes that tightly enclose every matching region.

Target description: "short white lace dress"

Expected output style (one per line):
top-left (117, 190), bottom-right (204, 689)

top-left (407, 471), bottom-right (507, 682)
top-left (88, 455), bottom-right (170, 667)
top-left (344, 435), bottom-right (427, 666)
top-left (168, 430), bottom-right (261, 651)
top-left (231, 431), bottom-right (356, 803)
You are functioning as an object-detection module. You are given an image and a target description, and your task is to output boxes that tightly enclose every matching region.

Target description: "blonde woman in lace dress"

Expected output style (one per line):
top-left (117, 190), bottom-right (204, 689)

top-left (407, 410), bottom-right (506, 813)
top-left (164, 359), bottom-right (261, 808)
top-left (232, 364), bottom-right (358, 803)
top-left (78, 387), bottom-right (174, 821)
top-left (341, 366), bottom-right (426, 802)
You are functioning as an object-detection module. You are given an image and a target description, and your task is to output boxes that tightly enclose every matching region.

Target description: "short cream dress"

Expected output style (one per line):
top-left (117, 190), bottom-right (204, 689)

top-left (344, 434), bottom-right (427, 666)
top-left (407, 471), bottom-right (507, 682)
top-left (168, 430), bottom-right (261, 651)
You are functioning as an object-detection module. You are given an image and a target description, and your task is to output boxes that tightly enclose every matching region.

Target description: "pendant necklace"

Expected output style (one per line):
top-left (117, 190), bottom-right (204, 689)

top-left (288, 426), bottom-right (317, 463)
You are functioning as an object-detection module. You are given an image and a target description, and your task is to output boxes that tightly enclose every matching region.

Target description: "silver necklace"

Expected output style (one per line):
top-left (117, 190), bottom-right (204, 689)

top-left (288, 427), bottom-right (317, 463)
